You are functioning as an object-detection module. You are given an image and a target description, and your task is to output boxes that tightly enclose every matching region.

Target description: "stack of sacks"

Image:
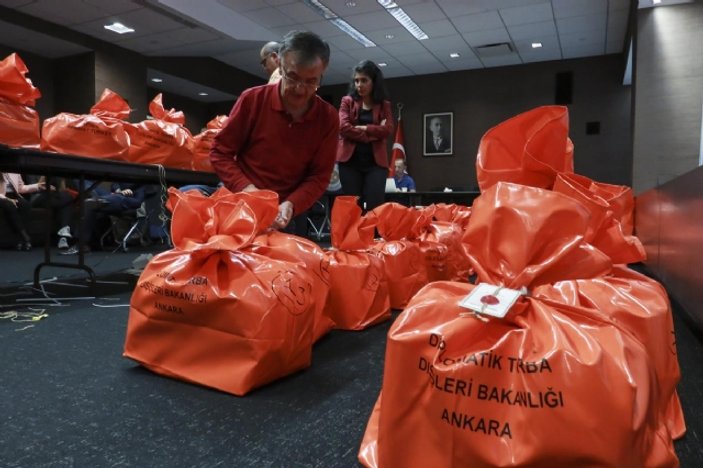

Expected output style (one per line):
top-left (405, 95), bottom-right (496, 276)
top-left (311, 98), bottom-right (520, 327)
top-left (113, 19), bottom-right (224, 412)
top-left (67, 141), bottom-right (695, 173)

top-left (192, 115), bottom-right (227, 172)
top-left (323, 196), bottom-right (391, 330)
top-left (359, 182), bottom-right (680, 467)
top-left (418, 203), bottom-right (473, 282)
top-left (476, 105), bottom-right (573, 191)
top-left (124, 188), bottom-right (317, 396)
top-left (124, 93), bottom-right (194, 169)
top-left (0, 53), bottom-right (41, 148)
top-left (41, 88), bottom-right (130, 160)
top-left (367, 202), bottom-right (428, 310)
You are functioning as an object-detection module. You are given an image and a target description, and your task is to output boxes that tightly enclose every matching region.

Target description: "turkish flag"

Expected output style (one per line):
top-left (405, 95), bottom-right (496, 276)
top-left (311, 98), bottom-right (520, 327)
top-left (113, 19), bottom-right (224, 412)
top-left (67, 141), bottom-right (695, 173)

top-left (389, 118), bottom-right (405, 177)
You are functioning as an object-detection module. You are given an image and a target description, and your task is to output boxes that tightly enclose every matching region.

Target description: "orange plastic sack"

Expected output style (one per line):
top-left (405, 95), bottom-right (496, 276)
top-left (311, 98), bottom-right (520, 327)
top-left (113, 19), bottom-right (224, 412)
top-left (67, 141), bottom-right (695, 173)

top-left (360, 182), bottom-right (678, 467)
top-left (192, 115), bottom-right (227, 172)
top-left (0, 53), bottom-right (41, 148)
top-left (476, 106), bottom-right (574, 192)
top-left (420, 204), bottom-right (472, 282)
top-left (368, 203), bottom-right (428, 309)
top-left (250, 229), bottom-right (334, 343)
top-left (552, 172), bottom-right (643, 264)
top-left (124, 93), bottom-right (194, 169)
top-left (535, 264), bottom-right (686, 440)
top-left (124, 188), bottom-right (316, 396)
top-left (324, 196), bottom-right (391, 330)
top-left (40, 88), bottom-right (130, 160)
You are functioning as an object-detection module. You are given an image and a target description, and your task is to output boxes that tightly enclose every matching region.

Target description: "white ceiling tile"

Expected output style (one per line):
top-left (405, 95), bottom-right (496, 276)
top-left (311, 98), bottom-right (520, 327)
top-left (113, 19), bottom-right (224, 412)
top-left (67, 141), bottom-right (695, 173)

top-left (461, 28), bottom-right (511, 47)
top-left (17, 0), bottom-right (120, 26)
top-left (404, 61), bottom-right (448, 75)
top-left (520, 47), bottom-right (563, 63)
top-left (499, 2), bottom-right (553, 26)
top-left (480, 53), bottom-right (523, 67)
top-left (420, 19), bottom-right (459, 39)
top-left (421, 35), bottom-right (474, 56)
top-left (73, 7), bottom-right (186, 41)
top-left (275, 2), bottom-right (323, 23)
top-left (0, 0), bottom-right (34, 6)
top-left (345, 11), bottom-right (401, 31)
top-left (298, 20), bottom-right (348, 39)
top-left (242, 6), bottom-right (296, 27)
top-left (451, 11), bottom-right (505, 34)
top-left (380, 40), bottom-right (430, 57)
top-left (82, 0), bottom-right (145, 15)
top-left (321, 0), bottom-right (384, 16)
top-left (397, 52), bottom-right (446, 68)
top-left (264, 0), bottom-right (298, 6)
top-left (512, 35), bottom-right (560, 54)
top-left (491, 0), bottom-right (550, 8)
top-left (434, 0), bottom-right (490, 18)
top-left (0, 19), bottom-right (90, 58)
top-left (400, 2), bottom-right (449, 23)
top-left (560, 29), bottom-right (606, 47)
top-left (507, 20), bottom-right (557, 40)
top-left (552, 0), bottom-right (607, 18)
top-left (343, 45), bottom-right (396, 62)
top-left (117, 27), bottom-right (221, 54)
top-left (556, 13), bottom-right (607, 34)
top-left (325, 33), bottom-right (370, 51)
top-left (365, 26), bottom-right (416, 44)
top-left (217, 0), bottom-right (271, 13)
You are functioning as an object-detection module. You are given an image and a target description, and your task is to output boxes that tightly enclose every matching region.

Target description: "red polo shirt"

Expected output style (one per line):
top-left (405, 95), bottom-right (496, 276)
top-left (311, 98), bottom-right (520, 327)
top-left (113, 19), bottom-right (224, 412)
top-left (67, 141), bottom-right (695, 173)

top-left (210, 82), bottom-right (339, 215)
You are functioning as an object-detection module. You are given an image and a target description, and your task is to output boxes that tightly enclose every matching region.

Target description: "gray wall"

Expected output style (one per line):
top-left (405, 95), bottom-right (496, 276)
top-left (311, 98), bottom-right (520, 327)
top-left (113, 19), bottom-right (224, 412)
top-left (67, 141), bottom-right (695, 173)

top-left (95, 49), bottom-right (148, 122)
top-left (322, 54), bottom-right (631, 191)
top-left (633, 1), bottom-right (703, 193)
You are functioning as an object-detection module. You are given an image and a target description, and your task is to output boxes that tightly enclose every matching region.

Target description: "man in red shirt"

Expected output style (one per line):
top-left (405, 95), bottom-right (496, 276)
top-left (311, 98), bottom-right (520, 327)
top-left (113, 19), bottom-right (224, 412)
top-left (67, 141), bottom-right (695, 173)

top-left (210, 31), bottom-right (339, 231)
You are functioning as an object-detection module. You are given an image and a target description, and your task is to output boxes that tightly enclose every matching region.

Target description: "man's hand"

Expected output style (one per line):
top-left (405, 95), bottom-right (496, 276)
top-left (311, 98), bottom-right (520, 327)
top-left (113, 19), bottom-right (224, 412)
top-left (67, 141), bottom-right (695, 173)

top-left (242, 184), bottom-right (259, 193)
top-left (272, 200), bottom-right (294, 230)
top-left (120, 188), bottom-right (134, 197)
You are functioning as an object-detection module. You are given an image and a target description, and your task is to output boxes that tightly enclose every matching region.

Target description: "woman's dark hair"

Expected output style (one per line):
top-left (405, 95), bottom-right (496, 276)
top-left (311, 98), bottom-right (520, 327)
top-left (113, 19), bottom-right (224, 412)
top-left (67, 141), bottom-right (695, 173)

top-left (347, 60), bottom-right (389, 103)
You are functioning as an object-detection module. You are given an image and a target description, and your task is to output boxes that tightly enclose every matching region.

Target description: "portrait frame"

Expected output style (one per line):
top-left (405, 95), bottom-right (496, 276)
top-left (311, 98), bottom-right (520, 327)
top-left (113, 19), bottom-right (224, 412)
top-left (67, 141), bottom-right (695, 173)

top-left (423, 112), bottom-right (454, 156)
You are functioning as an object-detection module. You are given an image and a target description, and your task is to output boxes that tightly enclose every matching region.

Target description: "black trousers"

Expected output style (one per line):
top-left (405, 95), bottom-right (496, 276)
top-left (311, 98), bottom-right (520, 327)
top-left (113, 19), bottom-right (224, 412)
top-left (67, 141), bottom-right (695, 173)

top-left (0, 195), bottom-right (30, 241)
top-left (30, 190), bottom-right (75, 228)
top-left (338, 161), bottom-right (387, 213)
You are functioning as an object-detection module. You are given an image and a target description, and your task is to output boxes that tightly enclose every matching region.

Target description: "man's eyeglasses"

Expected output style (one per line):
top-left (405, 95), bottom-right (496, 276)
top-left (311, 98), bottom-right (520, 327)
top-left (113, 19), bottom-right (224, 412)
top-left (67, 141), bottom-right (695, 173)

top-left (280, 67), bottom-right (321, 92)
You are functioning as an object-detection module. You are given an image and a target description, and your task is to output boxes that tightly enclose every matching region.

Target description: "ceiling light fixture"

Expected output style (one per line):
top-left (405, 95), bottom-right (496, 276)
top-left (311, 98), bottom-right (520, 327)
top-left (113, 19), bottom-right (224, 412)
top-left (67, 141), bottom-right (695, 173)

top-left (198, 92), bottom-right (208, 96)
top-left (151, 78), bottom-right (163, 83)
top-left (345, 1), bottom-right (357, 6)
top-left (531, 42), bottom-right (543, 48)
top-left (378, 62), bottom-right (387, 67)
top-left (385, 34), bottom-right (394, 39)
top-left (449, 52), bottom-right (460, 58)
top-left (376, 0), bottom-right (428, 40)
top-left (303, 0), bottom-right (376, 47)
top-left (104, 22), bottom-right (135, 34)
top-left (653, 0), bottom-right (662, 3)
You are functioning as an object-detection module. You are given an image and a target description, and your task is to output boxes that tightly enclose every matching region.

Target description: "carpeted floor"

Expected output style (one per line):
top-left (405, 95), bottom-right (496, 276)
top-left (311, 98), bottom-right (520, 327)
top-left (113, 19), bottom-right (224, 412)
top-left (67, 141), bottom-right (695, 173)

top-left (1, 249), bottom-right (702, 467)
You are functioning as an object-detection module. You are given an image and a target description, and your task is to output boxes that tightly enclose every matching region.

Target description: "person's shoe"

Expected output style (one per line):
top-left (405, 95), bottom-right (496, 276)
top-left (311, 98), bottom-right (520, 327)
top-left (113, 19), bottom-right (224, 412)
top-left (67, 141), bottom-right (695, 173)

top-left (16, 241), bottom-right (32, 251)
top-left (57, 226), bottom-right (72, 238)
top-left (57, 237), bottom-right (69, 249)
top-left (60, 245), bottom-right (90, 255)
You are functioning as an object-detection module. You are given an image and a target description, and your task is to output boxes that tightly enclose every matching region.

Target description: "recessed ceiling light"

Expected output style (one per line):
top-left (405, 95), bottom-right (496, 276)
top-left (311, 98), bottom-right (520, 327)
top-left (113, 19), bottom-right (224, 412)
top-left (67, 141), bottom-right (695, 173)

top-left (449, 52), bottom-right (460, 58)
top-left (198, 92), bottom-right (208, 96)
top-left (345, 1), bottom-right (356, 6)
top-left (531, 42), bottom-right (543, 48)
top-left (653, 0), bottom-right (662, 4)
top-left (104, 22), bottom-right (135, 34)
top-left (378, 62), bottom-right (387, 67)
top-left (303, 0), bottom-right (376, 47)
top-left (385, 34), bottom-right (394, 39)
top-left (151, 78), bottom-right (163, 83)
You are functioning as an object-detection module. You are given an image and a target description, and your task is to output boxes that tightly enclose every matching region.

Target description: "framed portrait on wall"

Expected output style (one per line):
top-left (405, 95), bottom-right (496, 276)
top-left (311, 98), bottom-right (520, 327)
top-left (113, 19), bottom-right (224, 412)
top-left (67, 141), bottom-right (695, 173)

top-left (423, 112), bottom-right (453, 156)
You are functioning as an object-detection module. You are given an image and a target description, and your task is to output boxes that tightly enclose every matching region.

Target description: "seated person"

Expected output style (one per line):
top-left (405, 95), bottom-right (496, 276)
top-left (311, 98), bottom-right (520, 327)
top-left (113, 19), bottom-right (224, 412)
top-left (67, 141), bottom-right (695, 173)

top-left (393, 158), bottom-right (416, 192)
top-left (179, 181), bottom-right (224, 196)
top-left (24, 175), bottom-right (79, 249)
top-left (62, 182), bottom-right (147, 255)
top-left (1, 172), bottom-right (35, 250)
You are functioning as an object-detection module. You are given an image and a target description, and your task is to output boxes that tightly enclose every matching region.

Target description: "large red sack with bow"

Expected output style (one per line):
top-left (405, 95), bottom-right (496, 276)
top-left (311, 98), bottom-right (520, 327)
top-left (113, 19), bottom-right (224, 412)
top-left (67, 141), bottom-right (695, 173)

top-left (41, 88), bottom-right (130, 160)
top-left (124, 93), bottom-right (194, 169)
top-left (419, 203), bottom-right (472, 282)
top-left (368, 202), bottom-right (428, 309)
top-left (124, 188), bottom-right (316, 396)
top-left (552, 172), bottom-right (643, 264)
top-left (0, 53), bottom-right (41, 148)
top-left (192, 114), bottom-right (227, 172)
top-left (323, 196), bottom-right (391, 330)
top-left (476, 106), bottom-right (574, 192)
top-left (359, 182), bottom-right (678, 468)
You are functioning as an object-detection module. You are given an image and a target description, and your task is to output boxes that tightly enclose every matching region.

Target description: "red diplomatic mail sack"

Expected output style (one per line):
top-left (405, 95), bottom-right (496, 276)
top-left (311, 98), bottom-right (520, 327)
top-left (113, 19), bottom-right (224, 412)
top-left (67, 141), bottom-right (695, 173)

top-left (324, 196), bottom-right (391, 330)
top-left (124, 188), bottom-right (316, 396)
top-left (0, 53), bottom-right (41, 148)
top-left (359, 182), bottom-right (679, 467)
top-left (41, 88), bottom-right (130, 160)
top-left (192, 114), bottom-right (227, 172)
top-left (124, 93), bottom-right (194, 169)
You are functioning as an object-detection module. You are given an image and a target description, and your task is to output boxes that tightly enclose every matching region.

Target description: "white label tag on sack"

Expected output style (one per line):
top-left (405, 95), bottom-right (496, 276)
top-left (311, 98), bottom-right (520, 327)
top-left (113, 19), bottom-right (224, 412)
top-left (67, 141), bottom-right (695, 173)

top-left (458, 283), bottom-right (524, 319)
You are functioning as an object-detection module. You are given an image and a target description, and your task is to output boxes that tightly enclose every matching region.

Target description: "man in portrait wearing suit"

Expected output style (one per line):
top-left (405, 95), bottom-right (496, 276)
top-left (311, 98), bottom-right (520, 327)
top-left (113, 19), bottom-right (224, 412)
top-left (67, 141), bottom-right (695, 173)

top-left (425, 115), bottom-right (451, 154)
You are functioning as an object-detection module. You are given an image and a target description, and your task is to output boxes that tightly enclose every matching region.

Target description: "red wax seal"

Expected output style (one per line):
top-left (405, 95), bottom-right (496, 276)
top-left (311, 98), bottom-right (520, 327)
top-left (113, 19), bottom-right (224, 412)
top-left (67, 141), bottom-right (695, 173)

top-left (480, 295), bottom-right (499, 305)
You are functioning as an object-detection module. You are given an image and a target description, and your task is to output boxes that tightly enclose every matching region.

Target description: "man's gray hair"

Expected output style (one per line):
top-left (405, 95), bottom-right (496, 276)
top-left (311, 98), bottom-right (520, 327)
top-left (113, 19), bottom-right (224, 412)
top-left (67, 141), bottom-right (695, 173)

top-left (279, 31), bottom-right (330, 67)
top-left (260, 41), bottom-right (280, 57)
